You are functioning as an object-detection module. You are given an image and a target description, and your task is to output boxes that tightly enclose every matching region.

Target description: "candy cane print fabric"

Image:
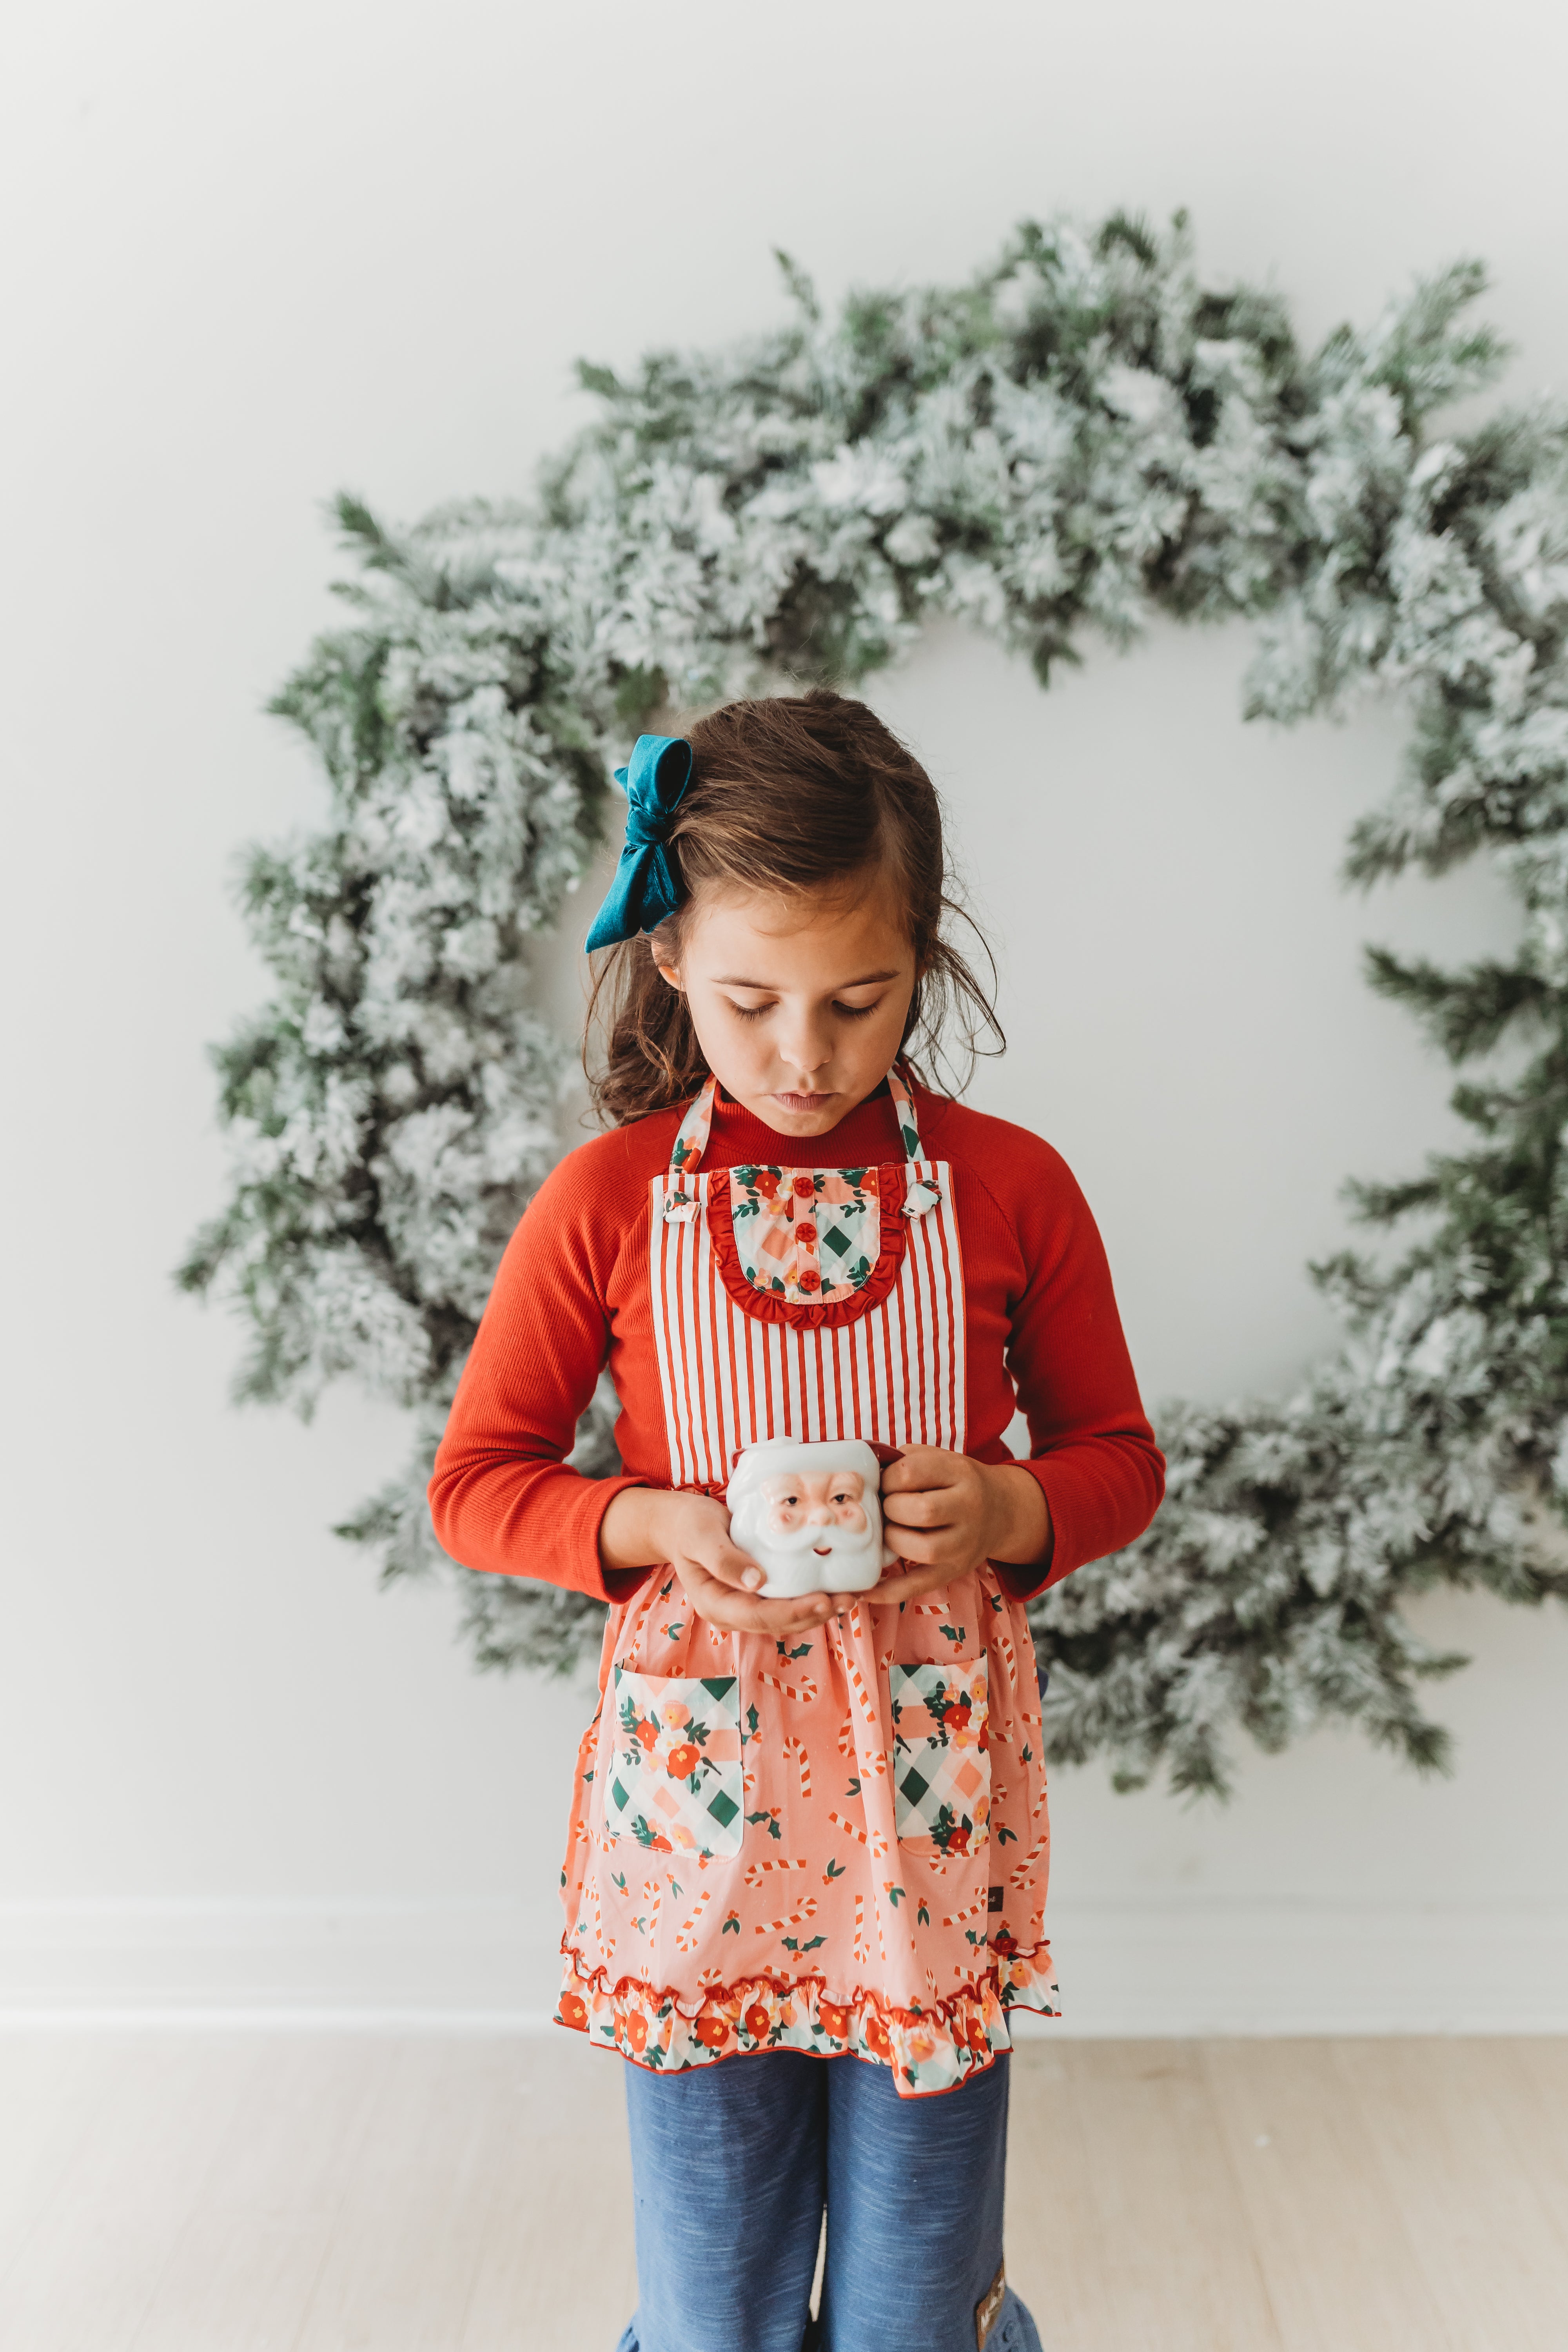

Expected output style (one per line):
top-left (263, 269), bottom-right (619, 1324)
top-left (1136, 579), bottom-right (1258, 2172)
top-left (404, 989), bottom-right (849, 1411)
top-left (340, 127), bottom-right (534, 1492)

top-left (555, 1070), bottom-right (1061, 2096)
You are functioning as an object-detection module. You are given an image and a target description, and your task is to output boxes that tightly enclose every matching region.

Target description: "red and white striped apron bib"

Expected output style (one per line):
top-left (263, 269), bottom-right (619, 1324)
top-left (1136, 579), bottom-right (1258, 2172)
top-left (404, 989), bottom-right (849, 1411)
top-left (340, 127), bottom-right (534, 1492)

top-left (556, 1068), bottom-right (1060, 2096)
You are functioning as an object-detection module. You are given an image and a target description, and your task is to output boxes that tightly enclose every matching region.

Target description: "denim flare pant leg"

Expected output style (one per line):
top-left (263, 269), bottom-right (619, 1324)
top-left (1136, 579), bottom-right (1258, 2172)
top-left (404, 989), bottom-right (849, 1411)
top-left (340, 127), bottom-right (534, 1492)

top-left (615, 2048), bottom-right (1042, 2352)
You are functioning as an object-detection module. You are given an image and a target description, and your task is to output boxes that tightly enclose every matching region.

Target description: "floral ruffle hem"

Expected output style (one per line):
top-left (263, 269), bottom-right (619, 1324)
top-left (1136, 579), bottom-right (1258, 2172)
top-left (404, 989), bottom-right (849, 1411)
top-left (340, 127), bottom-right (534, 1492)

top-left (554, 1935), bottom-right (1061, 2099)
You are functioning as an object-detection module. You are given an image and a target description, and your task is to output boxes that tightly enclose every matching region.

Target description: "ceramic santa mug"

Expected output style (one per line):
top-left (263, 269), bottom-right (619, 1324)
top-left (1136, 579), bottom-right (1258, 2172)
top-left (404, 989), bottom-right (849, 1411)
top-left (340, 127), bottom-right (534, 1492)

top-left (724, 1437), bottom-right (899, 1599)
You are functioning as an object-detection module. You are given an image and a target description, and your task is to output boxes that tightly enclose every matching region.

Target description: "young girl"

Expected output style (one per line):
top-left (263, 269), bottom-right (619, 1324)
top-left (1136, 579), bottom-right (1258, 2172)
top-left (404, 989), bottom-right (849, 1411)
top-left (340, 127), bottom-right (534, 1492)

top-left (430, 691), bottom-right (1164, 2352)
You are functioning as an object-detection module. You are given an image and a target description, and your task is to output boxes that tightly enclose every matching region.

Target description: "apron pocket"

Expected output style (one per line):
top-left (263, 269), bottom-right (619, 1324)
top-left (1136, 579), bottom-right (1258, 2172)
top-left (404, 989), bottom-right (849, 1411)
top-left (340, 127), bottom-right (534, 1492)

top-left (604, 1668), bottom-right (744, 1860)
top-left (889, 1659), bottom-right (991, 1858)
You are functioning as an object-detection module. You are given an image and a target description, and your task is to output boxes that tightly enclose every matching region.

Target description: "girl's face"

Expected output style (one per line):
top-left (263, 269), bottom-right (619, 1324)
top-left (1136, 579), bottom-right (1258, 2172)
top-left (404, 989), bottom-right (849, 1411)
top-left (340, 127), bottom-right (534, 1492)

top-left (653, 879), bottom-right (918, 1138)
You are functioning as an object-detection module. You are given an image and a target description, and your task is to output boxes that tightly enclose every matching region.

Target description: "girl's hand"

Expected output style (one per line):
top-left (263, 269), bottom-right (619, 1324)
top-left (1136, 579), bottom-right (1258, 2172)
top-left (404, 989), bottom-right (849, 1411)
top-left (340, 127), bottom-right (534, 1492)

top-left (599, 1487), bottom-right (862, 1637)
top-left (875, 1448), bottom-right (1050, 1608)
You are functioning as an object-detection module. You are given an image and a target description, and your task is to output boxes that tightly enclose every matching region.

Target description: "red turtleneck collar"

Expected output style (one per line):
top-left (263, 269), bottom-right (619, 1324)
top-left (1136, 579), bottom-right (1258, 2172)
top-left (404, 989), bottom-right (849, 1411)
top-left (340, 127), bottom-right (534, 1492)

top-left (699, 1077), bottom-right (920, 1169)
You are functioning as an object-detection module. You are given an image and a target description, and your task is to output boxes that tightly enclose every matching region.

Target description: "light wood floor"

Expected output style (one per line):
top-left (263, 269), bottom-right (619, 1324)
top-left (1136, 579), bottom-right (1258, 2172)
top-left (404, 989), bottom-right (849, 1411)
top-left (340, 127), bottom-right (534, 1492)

top-left (2, 2033), bottom-right (1565, 2350)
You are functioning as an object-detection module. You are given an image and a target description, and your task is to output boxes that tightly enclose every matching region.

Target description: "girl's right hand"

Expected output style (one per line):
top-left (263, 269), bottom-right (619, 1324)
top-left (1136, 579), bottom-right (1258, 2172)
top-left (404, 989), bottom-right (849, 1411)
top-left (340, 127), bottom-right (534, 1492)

top-left (600, 1487), bottom-right (858, 1637)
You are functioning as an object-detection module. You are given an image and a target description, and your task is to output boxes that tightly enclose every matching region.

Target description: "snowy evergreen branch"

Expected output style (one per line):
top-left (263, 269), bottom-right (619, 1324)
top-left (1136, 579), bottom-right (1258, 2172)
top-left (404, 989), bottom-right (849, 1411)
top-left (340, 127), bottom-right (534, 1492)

top-left (183, 210), bottom-right (1568, 1792)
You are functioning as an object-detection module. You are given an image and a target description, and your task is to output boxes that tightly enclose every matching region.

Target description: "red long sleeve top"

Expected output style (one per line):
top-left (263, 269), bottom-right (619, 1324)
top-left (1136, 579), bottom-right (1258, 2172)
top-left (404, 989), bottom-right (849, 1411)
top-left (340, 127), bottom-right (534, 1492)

top-left (429, 1079), bottom-right (1164, 1604)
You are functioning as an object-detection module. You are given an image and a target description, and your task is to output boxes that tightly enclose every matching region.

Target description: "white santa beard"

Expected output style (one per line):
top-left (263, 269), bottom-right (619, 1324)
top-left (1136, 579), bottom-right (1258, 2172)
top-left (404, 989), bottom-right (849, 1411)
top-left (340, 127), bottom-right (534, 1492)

top-left (732, 1507), bottom-right (884, 1599)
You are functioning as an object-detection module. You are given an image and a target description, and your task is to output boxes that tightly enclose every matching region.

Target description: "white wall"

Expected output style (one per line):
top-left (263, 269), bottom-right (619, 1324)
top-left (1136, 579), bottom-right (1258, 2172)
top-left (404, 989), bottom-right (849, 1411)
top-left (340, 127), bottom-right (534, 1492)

top-left (3, 0), bottom-right (1566, 2030)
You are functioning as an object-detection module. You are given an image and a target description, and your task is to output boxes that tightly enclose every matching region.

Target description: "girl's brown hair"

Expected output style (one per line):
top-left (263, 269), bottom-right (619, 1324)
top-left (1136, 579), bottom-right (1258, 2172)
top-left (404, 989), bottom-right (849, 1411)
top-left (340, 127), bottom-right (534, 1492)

top-left (586, 689), bottom-right (1002, 1126)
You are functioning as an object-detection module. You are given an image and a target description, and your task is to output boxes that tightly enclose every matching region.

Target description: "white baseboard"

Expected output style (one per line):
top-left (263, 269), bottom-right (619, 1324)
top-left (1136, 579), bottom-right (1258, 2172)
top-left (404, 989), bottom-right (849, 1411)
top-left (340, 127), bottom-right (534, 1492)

top-left (1, 1899), bottom-right (1563, 2035)
top-left (1027, 1901), bottom-right (1568, 2036)
top-left (0, 1900), bottom-right (561, 2031)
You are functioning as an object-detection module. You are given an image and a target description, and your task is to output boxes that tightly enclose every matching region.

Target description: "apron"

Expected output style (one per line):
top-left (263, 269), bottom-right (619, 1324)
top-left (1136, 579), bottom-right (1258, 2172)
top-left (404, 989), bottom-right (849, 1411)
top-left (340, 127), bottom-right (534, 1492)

top-left (555, 1067), bottom-right (1060, 2096)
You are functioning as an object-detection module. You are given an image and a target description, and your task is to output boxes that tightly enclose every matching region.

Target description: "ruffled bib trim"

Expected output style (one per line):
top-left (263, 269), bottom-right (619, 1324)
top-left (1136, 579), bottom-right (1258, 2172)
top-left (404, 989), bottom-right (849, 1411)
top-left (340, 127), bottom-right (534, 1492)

top-left (701, 1163), bottom-right (912, 1328)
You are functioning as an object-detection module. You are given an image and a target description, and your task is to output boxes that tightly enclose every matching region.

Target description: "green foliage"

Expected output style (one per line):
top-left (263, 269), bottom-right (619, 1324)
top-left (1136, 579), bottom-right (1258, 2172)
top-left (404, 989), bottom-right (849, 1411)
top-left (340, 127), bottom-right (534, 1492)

top-left (187, 209), bottom-right (1568, 1793)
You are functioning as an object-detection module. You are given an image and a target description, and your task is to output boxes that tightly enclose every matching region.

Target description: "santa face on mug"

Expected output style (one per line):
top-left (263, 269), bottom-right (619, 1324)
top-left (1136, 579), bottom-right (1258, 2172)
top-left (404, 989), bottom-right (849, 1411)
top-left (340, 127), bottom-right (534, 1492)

top-left (762, 1468), bottom-right (867, 1544)
top-left (726, 1439), bottom-right (891, 1597)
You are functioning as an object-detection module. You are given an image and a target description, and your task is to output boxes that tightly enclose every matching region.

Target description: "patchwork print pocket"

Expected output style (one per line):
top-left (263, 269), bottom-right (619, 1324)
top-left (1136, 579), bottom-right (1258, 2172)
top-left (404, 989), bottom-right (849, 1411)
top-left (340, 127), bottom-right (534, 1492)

top-left (889, 1659), bottom-right (991, 1859)
top-left (728, 1165), bottom-right (880, 1304)
top-left (604, 1670), bottom-right (744, 1860)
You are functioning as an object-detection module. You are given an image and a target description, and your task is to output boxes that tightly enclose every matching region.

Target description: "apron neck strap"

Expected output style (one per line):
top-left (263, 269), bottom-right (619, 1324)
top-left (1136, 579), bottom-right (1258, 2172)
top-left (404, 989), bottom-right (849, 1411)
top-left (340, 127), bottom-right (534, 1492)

top-left (668, 1074), bottom-right (720, 1179)
top-left (886, 1063), bottom-right (925, 1161)
top-left (667, 1065), bottom-right (924, 1178)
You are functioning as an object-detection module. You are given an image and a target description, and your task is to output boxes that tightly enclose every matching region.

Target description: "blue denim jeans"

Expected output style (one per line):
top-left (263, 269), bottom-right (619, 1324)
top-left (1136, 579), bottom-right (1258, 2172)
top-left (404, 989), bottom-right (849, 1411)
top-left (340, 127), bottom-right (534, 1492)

top-left (613, 2047), bottom-right (1042, 2352)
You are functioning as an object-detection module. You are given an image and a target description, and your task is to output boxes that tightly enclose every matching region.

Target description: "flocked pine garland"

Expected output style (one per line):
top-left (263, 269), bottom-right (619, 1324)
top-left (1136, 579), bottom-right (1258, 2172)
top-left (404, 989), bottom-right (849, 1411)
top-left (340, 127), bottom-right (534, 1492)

top-left (180, 211), bottom-right (1568, 1794)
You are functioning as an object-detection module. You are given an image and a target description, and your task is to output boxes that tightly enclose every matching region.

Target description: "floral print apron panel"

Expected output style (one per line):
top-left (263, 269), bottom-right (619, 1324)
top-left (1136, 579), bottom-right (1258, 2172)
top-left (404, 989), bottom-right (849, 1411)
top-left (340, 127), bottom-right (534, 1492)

top-left (559, 1575), bottom-right (1059, 2095)
top-left (727, 1163), bottom-right (881, 1305)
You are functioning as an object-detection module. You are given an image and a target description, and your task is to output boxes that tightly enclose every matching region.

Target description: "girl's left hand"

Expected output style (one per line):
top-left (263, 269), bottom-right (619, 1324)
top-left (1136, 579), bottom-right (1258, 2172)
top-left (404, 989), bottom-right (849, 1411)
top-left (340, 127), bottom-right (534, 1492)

top-left (875, 1447), bottom-right (1051, 1608)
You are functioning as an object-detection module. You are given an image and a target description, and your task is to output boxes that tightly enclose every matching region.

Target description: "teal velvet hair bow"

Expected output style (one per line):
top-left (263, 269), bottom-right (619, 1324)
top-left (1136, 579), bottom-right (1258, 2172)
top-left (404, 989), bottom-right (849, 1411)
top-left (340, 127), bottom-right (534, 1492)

top-left (584, 734), bottom-right (694, 952)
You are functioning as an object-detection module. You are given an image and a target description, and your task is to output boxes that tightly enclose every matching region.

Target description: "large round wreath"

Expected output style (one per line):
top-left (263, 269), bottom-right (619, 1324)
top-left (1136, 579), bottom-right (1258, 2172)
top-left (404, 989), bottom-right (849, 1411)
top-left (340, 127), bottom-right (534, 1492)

top-left (183, 210), bottom-right (1568, 1794)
